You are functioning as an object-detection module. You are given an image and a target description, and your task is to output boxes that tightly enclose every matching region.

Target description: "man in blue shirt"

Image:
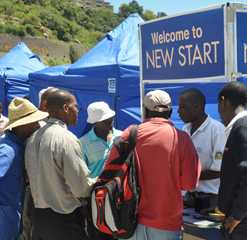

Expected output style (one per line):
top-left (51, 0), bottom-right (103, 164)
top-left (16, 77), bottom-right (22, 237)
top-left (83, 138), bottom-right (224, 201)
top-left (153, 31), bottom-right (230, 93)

top-left (0, 98), bottom-right (48, 240)
top-left (80, 101), bottom-right (121, 240)
top-left (80, 101), bottom-right (122, 178)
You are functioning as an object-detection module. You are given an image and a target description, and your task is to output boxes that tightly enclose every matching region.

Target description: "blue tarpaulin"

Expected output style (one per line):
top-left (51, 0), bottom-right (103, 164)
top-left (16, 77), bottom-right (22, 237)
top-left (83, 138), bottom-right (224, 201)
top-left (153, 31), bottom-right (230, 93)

top-left (30, 14), bottom-right (144, 137)
top-left (0, 42), bottom-right (46, 114)
top-left (145, 82), bottom-right (226, 129)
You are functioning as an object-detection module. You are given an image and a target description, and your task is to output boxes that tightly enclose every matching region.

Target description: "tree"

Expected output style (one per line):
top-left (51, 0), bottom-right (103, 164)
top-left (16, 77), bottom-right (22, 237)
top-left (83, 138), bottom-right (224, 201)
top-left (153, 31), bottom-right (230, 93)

top-left (118, 0), bottom-right (143, 18)
top-left (157, 11), bottom-right (167, 18)
top-left (69, 45), bottom-right (79, 63)
top-left (143, 10), bottom-right (156, 21)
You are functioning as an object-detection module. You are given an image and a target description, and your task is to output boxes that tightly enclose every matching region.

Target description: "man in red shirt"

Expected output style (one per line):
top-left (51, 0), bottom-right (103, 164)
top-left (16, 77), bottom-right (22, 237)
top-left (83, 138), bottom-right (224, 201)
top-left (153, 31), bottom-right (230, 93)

top-left (108, 89), bottom-right (201, 240)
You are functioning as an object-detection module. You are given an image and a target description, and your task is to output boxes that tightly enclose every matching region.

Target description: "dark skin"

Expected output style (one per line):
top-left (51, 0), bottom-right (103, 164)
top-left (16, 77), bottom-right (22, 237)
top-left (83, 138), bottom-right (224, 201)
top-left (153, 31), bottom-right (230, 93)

top-left (178, 93), bottom-right (220, 180)
top-left (144, 107), bottom-right (172, 120)
top-left (48, 94), bottom-right (79, 126)
top-left (12, 121), bottom-right (40, 140)
top-left (94, 117), bottom-right (114, 142)
top-left (39, 88), bottom-right (58, 112)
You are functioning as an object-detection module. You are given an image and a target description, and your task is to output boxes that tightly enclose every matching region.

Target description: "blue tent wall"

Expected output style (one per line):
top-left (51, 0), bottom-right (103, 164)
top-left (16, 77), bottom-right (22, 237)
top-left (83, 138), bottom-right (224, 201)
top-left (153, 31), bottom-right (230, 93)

top-left (116, 65), bottom-right (141, 128)
top-left (30, 14), bottom-right (144, 137)
top-left (0, 42), bottom-right (46, 114)
top-left (29, 65), bottom-right (116, 137)
top-left (144, 82), bottom-right (226, 129)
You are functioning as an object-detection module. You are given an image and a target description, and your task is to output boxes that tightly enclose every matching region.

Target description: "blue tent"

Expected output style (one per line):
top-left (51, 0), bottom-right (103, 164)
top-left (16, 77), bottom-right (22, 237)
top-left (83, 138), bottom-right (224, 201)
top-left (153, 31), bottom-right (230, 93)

top-left (144, 82), bottom-right (226, 129)
top-left (30, 14), bottom-right (144, 137)
top-left (0, 42), bottom-right (46, 114)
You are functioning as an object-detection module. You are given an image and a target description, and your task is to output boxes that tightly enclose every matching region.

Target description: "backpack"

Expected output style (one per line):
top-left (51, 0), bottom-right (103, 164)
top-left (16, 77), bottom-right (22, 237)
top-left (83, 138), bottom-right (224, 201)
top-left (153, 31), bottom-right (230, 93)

top-left (91, 125), bottom-right (139, 239)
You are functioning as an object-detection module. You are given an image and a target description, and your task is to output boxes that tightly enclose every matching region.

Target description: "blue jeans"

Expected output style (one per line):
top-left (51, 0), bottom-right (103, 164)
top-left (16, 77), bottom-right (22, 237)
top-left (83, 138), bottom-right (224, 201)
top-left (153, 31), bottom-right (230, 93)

top-left (122, 224), bottom-right (182, 240)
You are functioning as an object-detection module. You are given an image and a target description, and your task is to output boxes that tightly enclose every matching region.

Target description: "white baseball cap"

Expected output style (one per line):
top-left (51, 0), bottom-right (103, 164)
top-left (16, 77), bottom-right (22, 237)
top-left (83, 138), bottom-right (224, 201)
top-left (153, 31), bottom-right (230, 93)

top-left (87, 101), bottom-right (115, 124)
top-left (144, 90), bottom-right (172, 112)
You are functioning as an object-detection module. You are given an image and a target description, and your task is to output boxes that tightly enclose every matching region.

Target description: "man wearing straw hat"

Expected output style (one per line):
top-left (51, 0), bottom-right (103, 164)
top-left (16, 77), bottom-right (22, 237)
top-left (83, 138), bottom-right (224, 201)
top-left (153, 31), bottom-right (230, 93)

top-left (0, 98), bottom-right (48, 240)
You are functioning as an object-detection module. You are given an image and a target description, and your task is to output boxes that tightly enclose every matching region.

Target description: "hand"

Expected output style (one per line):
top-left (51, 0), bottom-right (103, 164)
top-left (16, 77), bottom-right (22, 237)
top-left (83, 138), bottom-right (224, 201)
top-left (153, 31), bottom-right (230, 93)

top-left (224, 216), bottom-right (241, 234)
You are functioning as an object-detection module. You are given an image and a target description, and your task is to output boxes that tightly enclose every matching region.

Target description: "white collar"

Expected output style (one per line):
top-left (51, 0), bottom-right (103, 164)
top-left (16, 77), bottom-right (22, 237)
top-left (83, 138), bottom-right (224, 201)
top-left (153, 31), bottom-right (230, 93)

top-left (225, 110), bottom-right (247, 138)
top-left (187, 115), bottom-right (210, 136)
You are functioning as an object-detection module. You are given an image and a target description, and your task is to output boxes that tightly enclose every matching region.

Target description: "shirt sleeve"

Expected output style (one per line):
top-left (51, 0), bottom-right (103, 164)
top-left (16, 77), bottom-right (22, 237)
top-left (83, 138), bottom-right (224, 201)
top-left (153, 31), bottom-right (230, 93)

top-left (230, 125), bottom-right (247, 220)
top-left (79, 137), bottom-right (89, 167)
top-left (180, 131), bottom-right (201, 191)
top-left (0, 144), bottom-right (15, 178)
top-left (209, 123), bottom-right (226, 171)
top-left (59, 134), bottom-right (96, 198)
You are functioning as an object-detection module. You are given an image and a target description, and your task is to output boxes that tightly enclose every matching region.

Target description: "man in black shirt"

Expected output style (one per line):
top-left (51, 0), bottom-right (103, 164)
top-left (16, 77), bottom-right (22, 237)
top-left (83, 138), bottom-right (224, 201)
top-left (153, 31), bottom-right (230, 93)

top-left (218, 81), bottom-right (247, 240)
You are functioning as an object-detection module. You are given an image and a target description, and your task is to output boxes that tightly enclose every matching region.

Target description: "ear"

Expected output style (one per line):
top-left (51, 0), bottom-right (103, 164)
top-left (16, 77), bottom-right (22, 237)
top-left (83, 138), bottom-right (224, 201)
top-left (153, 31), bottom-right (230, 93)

top-left (63, 103), bottom-right (69, 113)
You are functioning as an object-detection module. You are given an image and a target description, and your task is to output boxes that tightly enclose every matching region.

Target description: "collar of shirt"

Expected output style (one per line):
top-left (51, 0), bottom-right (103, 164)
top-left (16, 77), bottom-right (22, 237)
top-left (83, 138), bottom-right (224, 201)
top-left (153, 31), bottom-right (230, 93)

top-left (46, 117), bottom-right (67, 129)
top-left (5, 131), bottom-right (24, 146)
top-left (184, 115), bottom-right (210, 136)
top-left (88, 127), bottom-right (117, 146)
top-left (225, 110), bottom-right (247, 139)
top-left (144, 117), bottom-right (174, 126)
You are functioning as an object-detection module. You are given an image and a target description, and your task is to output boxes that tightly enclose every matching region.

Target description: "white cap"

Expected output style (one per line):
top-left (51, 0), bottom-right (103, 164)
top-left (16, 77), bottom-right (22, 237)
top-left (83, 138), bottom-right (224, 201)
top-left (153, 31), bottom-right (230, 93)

top-left (87, 101), bottom-right (115, 124)
top-left (144, 90), bottom-right (172, 112)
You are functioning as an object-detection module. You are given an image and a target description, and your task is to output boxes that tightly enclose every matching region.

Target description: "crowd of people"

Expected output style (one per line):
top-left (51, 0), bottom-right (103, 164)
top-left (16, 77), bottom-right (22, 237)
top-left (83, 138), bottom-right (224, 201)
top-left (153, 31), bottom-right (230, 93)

top-left (0, 81), bottom-right (247, 240)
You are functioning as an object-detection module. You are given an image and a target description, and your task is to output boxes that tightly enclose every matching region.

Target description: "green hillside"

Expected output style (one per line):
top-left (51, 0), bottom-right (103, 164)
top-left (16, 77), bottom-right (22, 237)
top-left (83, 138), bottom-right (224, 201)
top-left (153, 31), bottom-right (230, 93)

top-left (0, 0), bottom-right (166, 64)
top-left (0, 0), bottom-right (121, 49)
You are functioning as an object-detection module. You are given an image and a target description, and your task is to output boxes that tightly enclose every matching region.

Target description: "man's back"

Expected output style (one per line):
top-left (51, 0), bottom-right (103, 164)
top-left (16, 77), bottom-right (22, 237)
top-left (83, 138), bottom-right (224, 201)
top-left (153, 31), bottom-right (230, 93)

top-left (108, 118), bottom-right (200, 231)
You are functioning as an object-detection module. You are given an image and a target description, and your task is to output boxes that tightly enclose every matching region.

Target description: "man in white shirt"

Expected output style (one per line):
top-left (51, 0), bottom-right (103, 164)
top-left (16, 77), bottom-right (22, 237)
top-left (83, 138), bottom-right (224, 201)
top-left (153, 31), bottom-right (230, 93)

top-left (178, 88), bottom-right (226, 213)
top-left (25, 89), bottom-right (96, 240)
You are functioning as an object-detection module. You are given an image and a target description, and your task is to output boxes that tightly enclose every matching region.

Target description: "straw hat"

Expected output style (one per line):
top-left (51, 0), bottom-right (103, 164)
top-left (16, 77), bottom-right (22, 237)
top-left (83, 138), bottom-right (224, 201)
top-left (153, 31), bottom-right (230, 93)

top-left (4, 97), bottom-right (49, 130)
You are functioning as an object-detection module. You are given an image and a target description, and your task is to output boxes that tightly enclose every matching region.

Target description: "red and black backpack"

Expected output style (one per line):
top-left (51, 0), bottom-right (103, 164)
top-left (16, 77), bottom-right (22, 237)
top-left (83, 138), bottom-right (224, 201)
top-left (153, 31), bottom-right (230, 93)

top-left (91, 125), bottom-right (140, 239)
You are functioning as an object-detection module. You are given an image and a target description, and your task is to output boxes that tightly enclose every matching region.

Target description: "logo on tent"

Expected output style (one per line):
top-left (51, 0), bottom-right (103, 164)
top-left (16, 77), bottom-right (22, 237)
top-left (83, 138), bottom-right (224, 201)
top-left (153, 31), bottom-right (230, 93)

top-left (108, 78), bottom-right (116, 93)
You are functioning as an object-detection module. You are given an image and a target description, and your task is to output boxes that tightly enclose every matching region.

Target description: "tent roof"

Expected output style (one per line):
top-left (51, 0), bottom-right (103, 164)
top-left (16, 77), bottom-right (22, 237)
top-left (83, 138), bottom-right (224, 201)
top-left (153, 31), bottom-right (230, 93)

top-left (0, 42), bottom-right (45, 75)
top-left (67, 13), bottom-right (144, 74)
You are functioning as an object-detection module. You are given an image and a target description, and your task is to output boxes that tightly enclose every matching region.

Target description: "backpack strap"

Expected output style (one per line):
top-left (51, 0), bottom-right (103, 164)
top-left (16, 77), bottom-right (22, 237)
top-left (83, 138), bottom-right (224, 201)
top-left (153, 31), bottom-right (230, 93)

top-left (128, 125), bottom-right (138, 150)
top-left (114, 125), bottom-right (138, 156)
top-left (98, 125), bottom-right (138, 180)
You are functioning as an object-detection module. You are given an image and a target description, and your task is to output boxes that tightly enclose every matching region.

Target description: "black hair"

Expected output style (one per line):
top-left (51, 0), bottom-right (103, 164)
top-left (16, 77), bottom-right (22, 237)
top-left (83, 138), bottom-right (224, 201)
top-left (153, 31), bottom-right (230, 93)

top-left (218, 81), bottom-right (247, 108)
top-left (145, 108), bottom-right (172, 119)
top-left (46, 89), bottom-right (74, 111)
top-left (180, 88), bottom-right (206, 109)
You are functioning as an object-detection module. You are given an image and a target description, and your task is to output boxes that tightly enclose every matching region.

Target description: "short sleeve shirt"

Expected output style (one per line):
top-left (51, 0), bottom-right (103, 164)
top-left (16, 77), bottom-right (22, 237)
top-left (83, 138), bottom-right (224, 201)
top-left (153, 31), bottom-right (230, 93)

top-left (183, 116), bottom-right (226, 194)
top-left (80, 128), bottom-right (122, 177)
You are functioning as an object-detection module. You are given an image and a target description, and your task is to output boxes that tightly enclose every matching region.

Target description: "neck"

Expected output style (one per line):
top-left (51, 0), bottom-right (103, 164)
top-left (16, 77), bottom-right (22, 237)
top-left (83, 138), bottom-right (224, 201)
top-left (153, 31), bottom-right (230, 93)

top-left (49, 112), bottom-right (66, 124)
top-left (11, 129), bottom-right (24, 141)
top-left (191, 113), bottom-right (207, 135)
top-left (94, 127), bottom-right (111, 141)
